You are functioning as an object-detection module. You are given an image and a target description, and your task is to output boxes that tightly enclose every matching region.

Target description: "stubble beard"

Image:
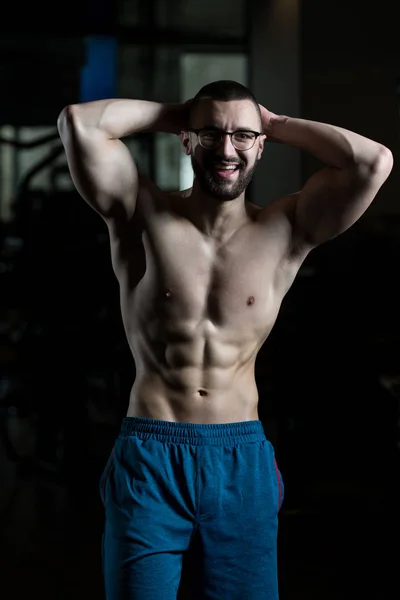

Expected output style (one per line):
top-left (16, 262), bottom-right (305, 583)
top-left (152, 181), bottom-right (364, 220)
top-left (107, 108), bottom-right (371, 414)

top-left (191, 154), bottom-right (259, 201)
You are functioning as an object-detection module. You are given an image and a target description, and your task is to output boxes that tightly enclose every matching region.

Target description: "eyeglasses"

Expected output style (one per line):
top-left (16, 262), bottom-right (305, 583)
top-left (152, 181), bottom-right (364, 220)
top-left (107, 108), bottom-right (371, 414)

top-left (189, 128), bottom-right (262, 151)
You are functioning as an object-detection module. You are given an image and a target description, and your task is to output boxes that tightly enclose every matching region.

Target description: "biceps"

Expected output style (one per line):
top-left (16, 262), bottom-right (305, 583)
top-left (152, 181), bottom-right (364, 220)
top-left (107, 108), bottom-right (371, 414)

top-left (62, 128), bottom-right (139, 221)
top-left (294, 165), bottom-right (384, 247)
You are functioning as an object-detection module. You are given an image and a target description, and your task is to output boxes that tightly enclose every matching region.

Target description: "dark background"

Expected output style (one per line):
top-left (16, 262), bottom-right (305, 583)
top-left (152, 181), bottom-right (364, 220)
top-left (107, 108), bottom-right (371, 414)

top-left (0, 0), bottom-right (399, 598)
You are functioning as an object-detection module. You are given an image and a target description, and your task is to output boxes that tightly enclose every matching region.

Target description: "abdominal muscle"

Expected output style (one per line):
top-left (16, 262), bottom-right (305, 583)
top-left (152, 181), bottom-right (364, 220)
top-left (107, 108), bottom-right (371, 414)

top-left (126, 333), bottom-right (261, 424)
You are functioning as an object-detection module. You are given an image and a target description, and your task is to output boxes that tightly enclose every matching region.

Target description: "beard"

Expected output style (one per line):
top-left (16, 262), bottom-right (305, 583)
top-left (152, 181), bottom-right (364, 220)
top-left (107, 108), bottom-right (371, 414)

top-left (191, 153), bottom-right (259, 201)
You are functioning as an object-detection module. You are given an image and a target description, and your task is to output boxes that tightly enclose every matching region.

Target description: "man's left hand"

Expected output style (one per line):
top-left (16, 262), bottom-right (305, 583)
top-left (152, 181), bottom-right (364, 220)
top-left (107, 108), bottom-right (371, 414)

top-left (258, 104), bottom-right (285, 141)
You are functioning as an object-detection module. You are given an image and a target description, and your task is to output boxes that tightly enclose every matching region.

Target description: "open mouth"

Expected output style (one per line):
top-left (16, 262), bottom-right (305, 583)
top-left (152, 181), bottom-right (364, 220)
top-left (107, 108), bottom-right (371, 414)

top-left (212, 164), bottom-right (240, 179)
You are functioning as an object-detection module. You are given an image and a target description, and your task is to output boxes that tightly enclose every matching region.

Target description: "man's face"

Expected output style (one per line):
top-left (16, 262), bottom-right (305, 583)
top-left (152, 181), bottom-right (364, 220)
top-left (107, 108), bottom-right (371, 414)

top-left (184, 99), bottom-right (265, 201)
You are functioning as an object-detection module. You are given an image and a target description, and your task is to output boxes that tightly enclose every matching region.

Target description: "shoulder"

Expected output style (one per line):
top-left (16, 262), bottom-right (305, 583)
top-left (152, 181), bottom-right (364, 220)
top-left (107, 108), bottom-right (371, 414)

top-left (136, 174), bottom-right (173, 217)
top-left (256, 194), bottom-right (296, 238)
top-left (256, 193), bottom-right (313, 261)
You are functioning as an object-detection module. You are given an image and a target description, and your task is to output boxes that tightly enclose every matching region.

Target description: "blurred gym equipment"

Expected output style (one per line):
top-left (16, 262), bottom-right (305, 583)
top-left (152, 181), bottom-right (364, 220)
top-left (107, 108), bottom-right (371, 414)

top-left (0, 129), bottom-right (132, 485)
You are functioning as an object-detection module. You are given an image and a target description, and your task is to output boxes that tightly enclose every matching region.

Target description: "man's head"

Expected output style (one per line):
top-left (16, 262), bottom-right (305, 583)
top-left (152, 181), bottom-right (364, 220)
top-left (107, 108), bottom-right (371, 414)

top-left (182, 80), bottom-right (265, 201)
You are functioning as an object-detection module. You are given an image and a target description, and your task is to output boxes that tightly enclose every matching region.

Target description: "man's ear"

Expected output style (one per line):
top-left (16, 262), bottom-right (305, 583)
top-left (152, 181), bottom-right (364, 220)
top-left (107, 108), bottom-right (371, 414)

top-left (257, 134), bottom-right (267, 160)
top-left (180, 131), bottom-right (192, 156)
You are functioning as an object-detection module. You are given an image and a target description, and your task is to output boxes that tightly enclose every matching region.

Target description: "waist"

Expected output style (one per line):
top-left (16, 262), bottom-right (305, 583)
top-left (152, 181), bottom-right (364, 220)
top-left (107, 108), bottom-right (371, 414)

top-left (127, 371), bottom-right (259, 424)
top-left (118, 416), bottom-right (266, 446)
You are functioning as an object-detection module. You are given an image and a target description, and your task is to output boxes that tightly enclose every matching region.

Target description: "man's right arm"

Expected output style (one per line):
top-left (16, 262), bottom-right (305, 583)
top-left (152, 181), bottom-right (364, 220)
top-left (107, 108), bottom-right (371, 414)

top-left (57, 99), bottom-right (188, 225)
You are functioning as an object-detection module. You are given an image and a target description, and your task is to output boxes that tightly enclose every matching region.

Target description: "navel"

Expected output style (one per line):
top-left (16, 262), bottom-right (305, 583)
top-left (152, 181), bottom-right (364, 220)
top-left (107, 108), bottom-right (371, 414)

top-left (165, 289), bottom-right (172, 298)
top-left (247, 296), bottom-right (255, 306)
top-left (198, 389), bottom-right (208, 397)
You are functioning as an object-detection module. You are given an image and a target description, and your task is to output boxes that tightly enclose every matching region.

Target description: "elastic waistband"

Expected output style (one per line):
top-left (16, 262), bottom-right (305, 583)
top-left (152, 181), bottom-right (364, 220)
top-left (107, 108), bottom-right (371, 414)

top-left (119, 417), bottom-right (266, 446)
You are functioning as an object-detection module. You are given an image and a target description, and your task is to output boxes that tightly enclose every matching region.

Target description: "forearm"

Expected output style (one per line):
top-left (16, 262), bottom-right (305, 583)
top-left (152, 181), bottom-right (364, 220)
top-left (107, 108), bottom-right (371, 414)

top-left (266, 115), bottom-right (386, 170)
top-left (59, 99), bottom-right (186, 140)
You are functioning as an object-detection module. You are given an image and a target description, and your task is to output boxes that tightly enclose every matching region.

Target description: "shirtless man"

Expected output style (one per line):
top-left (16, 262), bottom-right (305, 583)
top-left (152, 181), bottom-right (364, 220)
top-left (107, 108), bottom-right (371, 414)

top-left (57, 80), bottom-right (393, 600)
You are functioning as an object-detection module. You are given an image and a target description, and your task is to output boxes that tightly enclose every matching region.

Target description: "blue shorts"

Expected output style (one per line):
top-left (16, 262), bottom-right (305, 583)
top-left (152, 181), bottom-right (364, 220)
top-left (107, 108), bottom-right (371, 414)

top-left (100, 417), bottom-right (284, 599)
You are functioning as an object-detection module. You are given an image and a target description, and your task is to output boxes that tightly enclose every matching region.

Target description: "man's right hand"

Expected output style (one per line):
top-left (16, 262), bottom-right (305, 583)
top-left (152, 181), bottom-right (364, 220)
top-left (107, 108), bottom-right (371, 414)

top-left (167, 99), bottom-right (193, 137)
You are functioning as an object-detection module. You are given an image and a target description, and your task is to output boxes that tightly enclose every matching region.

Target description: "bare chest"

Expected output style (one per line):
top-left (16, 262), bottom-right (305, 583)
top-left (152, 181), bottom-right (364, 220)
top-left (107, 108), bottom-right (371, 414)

top-left (126, 211), bottom-right (297, 337)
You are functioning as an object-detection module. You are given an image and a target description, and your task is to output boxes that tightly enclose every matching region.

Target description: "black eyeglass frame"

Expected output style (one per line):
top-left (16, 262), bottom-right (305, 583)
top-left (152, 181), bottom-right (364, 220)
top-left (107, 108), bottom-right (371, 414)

top-left (188, 128), bottom-right (263, 151)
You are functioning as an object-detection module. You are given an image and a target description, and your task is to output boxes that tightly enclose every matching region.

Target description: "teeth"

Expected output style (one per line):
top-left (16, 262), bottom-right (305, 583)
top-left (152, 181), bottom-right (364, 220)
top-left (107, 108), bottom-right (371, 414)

top-left (216, 166), bottom-right (237, 170)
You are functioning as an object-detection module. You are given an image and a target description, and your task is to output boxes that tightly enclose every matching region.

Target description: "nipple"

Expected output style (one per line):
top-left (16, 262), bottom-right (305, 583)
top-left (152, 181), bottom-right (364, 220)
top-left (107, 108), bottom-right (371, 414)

top-left (247, 296), bottom-right (255, 306)
top-left (165, 289), bottom-right (172, 298)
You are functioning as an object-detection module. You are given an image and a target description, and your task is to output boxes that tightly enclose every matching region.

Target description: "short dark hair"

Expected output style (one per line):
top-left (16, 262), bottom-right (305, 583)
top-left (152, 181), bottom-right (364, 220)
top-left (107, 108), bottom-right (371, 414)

top-left (189, 80), bottom-right (261, 126)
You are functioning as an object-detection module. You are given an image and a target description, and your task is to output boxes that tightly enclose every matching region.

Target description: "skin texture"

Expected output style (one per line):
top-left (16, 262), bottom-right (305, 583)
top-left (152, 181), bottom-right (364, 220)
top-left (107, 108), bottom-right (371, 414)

top-left (58, 96), bottom-right (393, 423)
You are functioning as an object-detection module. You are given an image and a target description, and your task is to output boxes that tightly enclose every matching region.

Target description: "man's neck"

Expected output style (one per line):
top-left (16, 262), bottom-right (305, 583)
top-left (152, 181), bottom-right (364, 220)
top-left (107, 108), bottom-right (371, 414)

top-left (184, 183), bottom-right (249, 243)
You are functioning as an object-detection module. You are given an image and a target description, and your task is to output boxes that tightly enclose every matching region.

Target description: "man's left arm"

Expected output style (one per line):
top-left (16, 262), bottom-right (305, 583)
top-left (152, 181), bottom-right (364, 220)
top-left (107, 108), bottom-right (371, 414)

top-left (263, 110), bottom-right (393, 250)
